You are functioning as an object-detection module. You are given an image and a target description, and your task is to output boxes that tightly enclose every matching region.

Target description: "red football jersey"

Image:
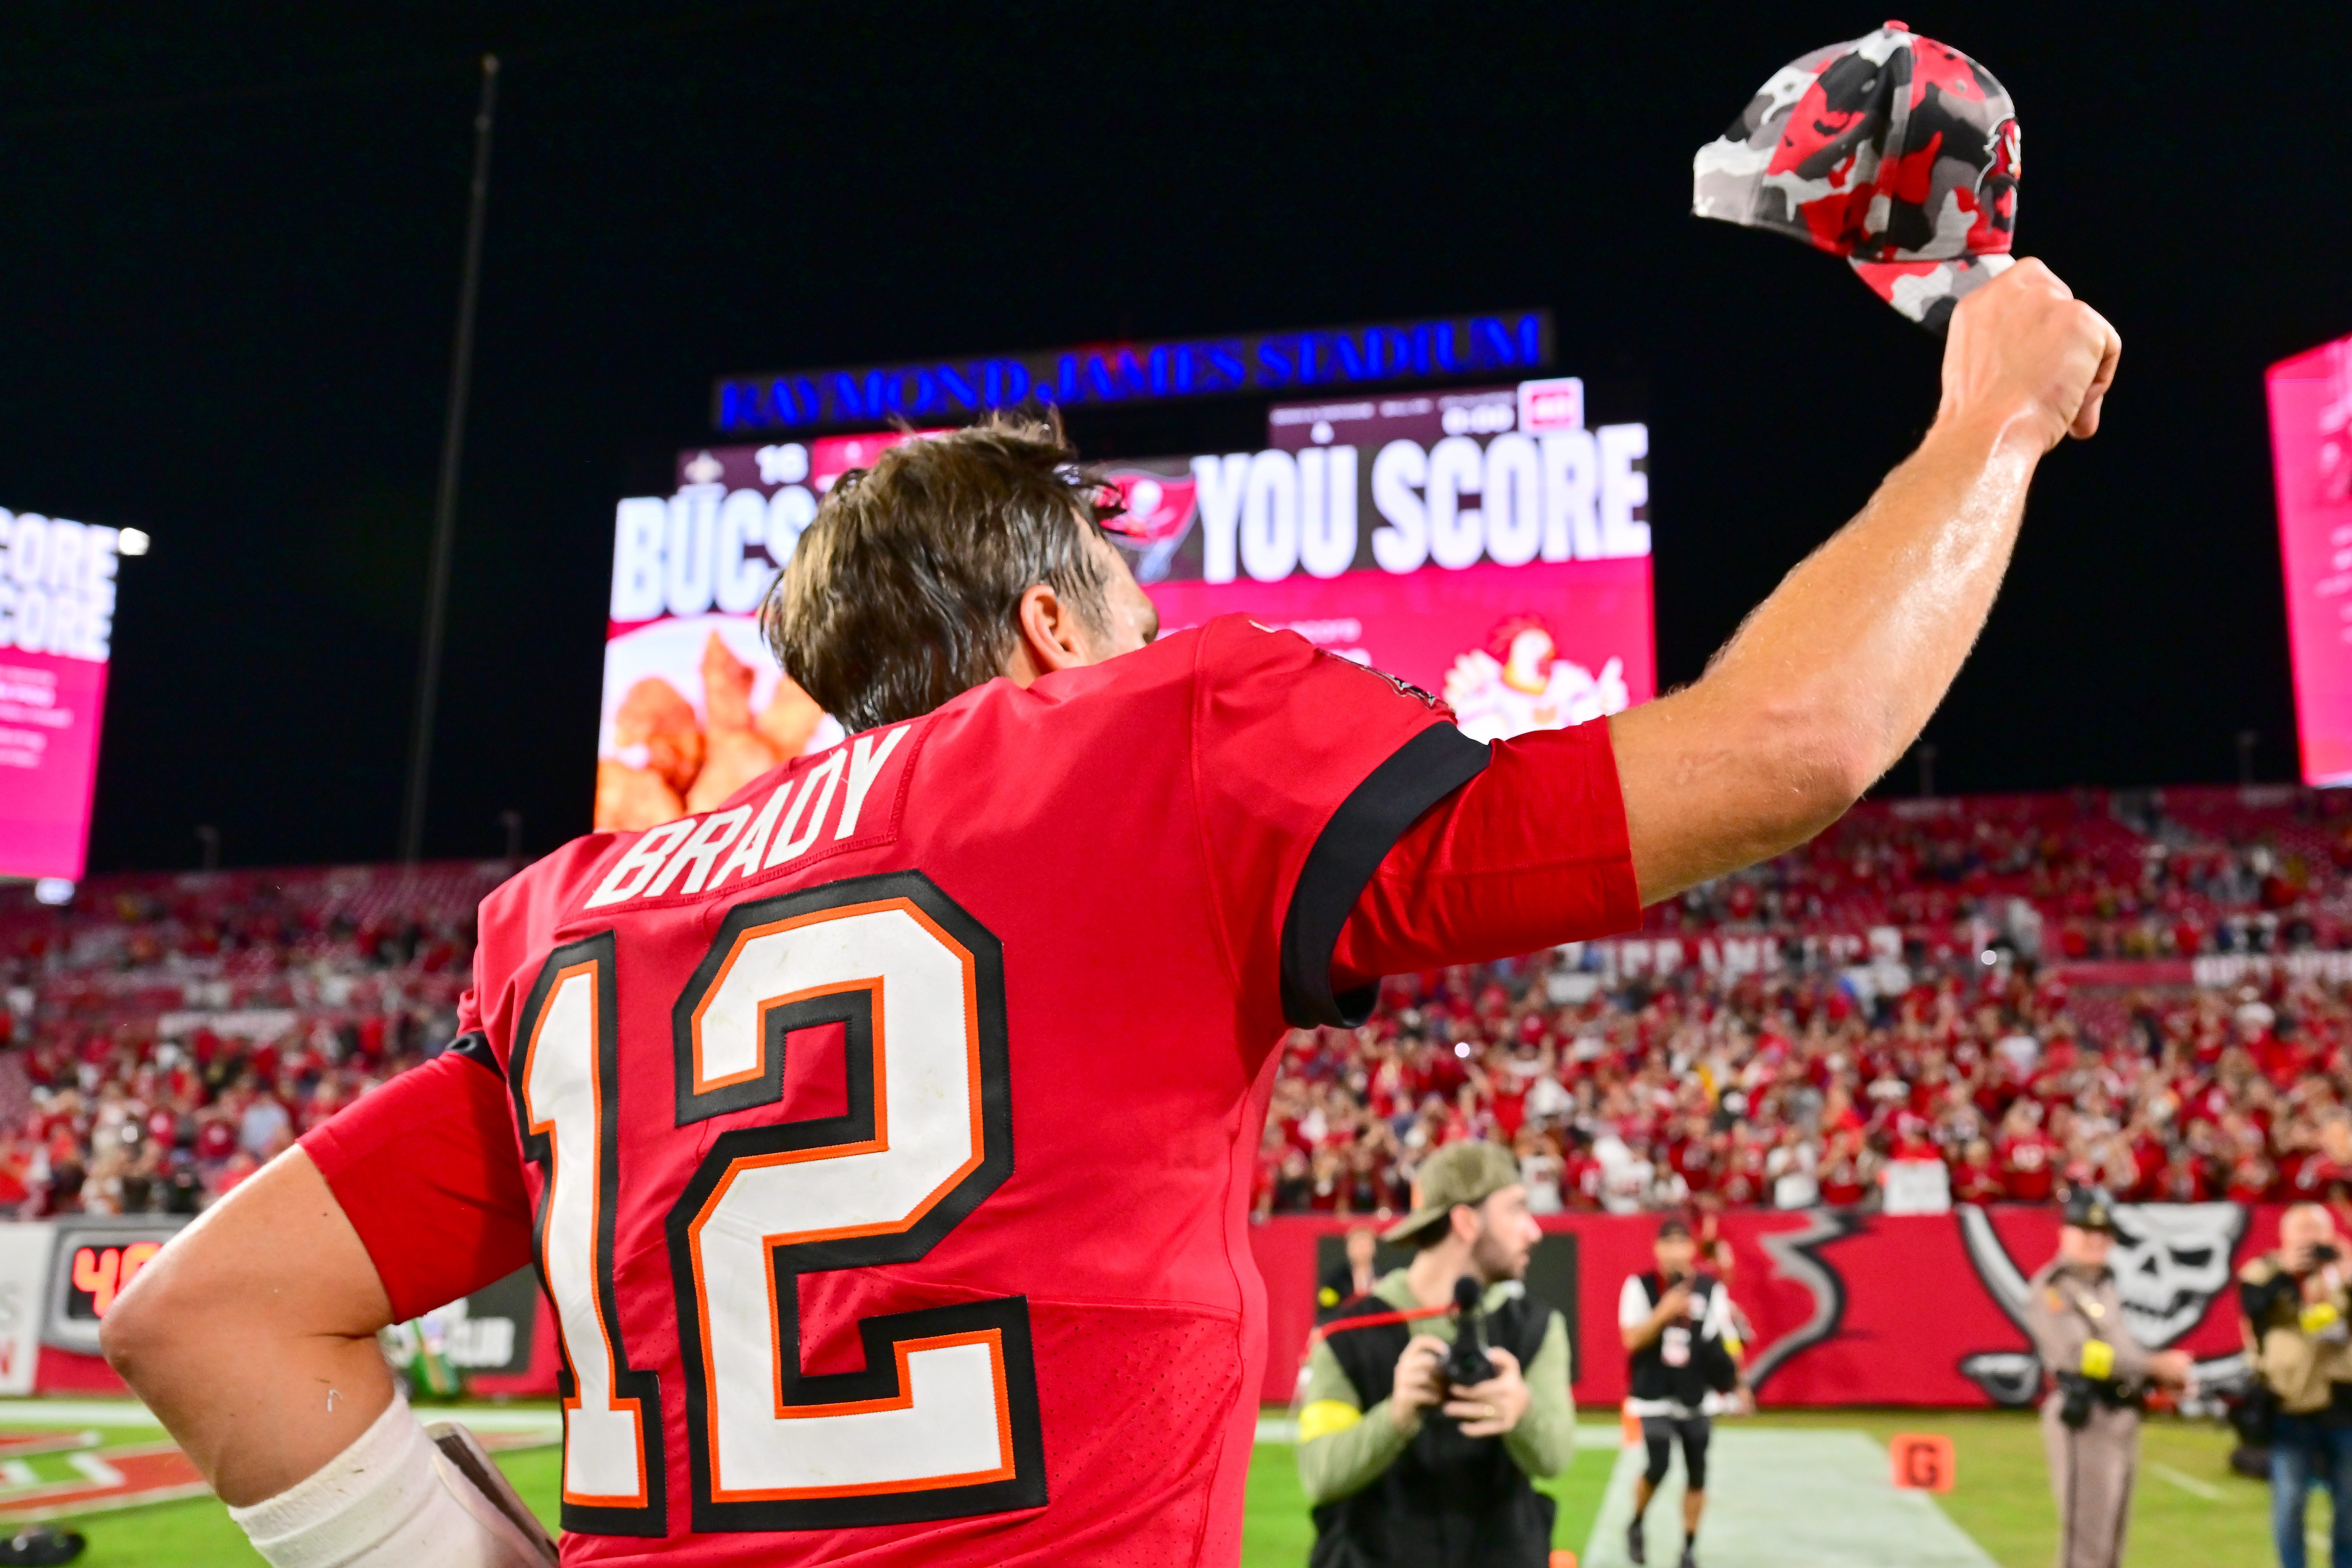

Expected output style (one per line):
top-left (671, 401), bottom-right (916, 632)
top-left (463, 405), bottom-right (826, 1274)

top-left (307, 616), bottom-right (1636, 1564)
top-left (1995, 1129), bottom-right (2058, 1202)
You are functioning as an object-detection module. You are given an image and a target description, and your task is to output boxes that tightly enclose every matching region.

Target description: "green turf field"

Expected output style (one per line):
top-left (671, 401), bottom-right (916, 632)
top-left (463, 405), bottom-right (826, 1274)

top-left (0, 1404), bottom-right (2289, 1566)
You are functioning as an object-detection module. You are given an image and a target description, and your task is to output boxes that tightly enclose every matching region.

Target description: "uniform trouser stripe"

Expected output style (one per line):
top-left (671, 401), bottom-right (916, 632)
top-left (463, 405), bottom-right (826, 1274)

top-left (2062, 1425), bottom-right (2080, 1568)
top-left (2106, 1450), bottom-right (2132, 1568)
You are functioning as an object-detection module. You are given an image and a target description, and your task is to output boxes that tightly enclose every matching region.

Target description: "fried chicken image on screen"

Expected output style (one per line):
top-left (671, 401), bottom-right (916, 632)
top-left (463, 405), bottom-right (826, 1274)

top-left (593, 638), bottom-right (831, 831)
top-left (594, 758), bottom-right (684, 832)
top-left (756, 672), bottom-right (823, 758)
top-left (596, 676), bottom-right (705, 831)
top-left (615, 675), bottom-right (705, 791)
top-left (685, 634), bottom-right (784, 813)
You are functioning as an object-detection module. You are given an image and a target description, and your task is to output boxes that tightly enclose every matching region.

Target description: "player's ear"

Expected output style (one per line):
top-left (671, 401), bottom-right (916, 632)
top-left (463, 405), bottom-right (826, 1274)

top-left (1006, 582), bottom-right (1090, 684)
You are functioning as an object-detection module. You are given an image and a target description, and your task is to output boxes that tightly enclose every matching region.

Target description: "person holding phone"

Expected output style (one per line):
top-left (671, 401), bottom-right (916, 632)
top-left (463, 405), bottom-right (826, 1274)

top-left (1620, 1216), bottom-right (1744, 1568)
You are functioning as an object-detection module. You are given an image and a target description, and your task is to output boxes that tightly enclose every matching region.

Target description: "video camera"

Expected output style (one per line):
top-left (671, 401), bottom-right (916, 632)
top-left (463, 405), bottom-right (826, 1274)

top-left (1443, 1275), bottom-right (1496, 1388)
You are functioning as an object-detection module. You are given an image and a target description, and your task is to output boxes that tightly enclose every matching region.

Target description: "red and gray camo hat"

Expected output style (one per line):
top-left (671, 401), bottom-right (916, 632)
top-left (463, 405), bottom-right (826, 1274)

top-left (1693, 21), bottom-right (2020, 333)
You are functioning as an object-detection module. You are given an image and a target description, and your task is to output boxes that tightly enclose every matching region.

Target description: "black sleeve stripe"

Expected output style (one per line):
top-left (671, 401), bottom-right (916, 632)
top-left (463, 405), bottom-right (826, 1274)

top-left (445, 1029), bottom-right (501, 1075)
top-left (1278, 723), bottom-right (1490, 1029)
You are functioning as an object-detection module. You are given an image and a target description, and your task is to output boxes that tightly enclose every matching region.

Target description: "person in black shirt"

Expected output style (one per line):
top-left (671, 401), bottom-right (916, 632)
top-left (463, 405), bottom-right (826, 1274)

top-left (1618, 1218), bottom-right (1743, 1568)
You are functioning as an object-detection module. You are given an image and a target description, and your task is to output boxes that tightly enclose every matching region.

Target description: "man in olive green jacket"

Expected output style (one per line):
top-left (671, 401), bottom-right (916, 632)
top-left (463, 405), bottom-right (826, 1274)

top-left (1295, 1142), bottom-right (1574, 1567)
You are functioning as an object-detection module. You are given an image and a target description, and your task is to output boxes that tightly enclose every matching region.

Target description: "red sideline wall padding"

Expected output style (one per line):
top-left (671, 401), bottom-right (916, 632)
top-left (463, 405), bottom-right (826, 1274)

top-left (62, 1209), bottom-right (2271, 1410)
top-left (33, 1284), bottom-right (566, 1400)
top-left (32, 1316), bottom-right (566, 1400)
top-left (35, 1347), bottom-right (126, 1396)
top-left (1249, 1205), bottom-right (2281, 1408)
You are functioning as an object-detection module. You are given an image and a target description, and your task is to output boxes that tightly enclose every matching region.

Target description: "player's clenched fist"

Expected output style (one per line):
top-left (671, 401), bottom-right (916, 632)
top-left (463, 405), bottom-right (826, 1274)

top-left (1938, 258), bottom-right (2121, 449)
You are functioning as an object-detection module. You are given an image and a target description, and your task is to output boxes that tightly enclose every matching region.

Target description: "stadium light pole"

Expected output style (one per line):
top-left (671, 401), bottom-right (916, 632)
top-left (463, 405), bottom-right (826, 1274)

top-left (400, 53), bottom-right (500, 865)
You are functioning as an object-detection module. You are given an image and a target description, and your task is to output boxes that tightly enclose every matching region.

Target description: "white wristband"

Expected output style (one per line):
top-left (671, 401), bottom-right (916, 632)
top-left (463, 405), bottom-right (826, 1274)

top-left (228, 1396), bottom-right (551, 1568)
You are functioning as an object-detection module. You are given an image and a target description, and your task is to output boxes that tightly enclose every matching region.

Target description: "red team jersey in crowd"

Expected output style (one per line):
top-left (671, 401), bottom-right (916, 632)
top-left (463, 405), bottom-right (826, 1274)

top-left (301, 617), bottom-right (1636, 1565)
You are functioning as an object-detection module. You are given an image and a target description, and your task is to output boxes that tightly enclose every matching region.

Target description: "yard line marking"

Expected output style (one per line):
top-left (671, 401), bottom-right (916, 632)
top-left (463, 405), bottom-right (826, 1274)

top-left (2149, 1462), bottom-right (2222, 1500)
top-left (0, 1442), bottom-right (208, 1523)
top-left (0, 1434), bottom-right (100, 1459)
top-left (1584, 1430), bottom-right (1996, 1567)
top-left (65, 1452), bottom-right (124, 1488)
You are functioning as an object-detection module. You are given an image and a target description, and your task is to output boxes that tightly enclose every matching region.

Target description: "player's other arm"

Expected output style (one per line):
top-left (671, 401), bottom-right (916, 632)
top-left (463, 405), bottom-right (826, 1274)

top-left (104, 1042), bottom-right (544, 1565)
top-left (1609, 258), bottom-right (2118, 903)
top-left (102, 1146), bottom-right (397, 1506)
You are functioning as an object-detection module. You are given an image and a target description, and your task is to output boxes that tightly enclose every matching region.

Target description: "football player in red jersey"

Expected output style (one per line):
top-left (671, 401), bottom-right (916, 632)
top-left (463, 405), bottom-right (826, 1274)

top-left (103, 260), bottom-right (2118, 1567)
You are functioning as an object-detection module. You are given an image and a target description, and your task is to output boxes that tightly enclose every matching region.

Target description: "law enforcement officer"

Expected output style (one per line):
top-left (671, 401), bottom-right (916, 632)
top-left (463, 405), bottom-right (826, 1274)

top-left (2021, 1187), bottom-right (2193, 1568)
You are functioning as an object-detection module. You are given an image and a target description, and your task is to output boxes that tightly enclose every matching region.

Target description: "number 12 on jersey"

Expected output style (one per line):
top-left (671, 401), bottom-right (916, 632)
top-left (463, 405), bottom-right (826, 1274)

top-left (510, 873), bottom-right (1046, 1536)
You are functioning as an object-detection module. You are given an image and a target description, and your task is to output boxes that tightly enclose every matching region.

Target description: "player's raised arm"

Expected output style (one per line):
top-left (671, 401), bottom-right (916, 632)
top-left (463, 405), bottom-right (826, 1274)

top-left (1607, 258), bottom-right (2119, 903)
top-left (1331, 260), bottom-right (2119, 991)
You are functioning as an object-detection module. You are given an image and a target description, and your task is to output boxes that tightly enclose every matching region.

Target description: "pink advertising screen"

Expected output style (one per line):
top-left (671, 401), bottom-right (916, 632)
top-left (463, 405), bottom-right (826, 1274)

top-left (598, 382), bottom-right (1652, 830)
top-left (0, 512), bottom-right (123, 882)
top-left (2269, 331), bottom-right (2352, 786)
top-left (1139, 557), bottom-right (1650, 741)
top-left (1101, 383), bottom-right (1653, 740)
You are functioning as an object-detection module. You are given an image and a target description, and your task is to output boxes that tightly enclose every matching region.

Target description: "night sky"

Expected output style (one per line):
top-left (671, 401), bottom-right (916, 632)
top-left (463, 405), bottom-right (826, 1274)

top-left (5, 4), bottom-right (2347, 874)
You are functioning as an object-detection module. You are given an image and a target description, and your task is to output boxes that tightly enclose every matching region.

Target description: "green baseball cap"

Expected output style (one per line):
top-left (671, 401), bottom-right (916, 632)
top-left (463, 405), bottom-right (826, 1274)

top-left (1381, 1142), bottom-right (1523, 1245)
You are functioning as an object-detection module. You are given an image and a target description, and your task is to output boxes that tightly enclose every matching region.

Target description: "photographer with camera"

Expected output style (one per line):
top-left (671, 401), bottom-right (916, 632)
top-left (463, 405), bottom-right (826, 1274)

top-left (1295, 1142), bottom-right (1574, 1568)
top-left (2022, 1187), bottom-right (2193, 1568)
top-left (1620, 1216), bottom-right (1746, 1568)
top-left (2240, 1201), bottom-right (2352, 1568)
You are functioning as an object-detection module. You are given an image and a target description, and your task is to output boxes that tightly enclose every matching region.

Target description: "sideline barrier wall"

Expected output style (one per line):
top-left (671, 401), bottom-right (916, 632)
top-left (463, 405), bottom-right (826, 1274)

top-left (1250, 1204), bottom-right (2282, 1408)
top-left (0, 1225), bottom-right (568, 1398)
top-left (0, 1206), bottom-right (2279, 1409)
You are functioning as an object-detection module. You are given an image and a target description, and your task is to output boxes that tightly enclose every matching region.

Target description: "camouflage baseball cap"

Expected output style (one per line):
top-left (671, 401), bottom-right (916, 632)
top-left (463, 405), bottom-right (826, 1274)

top-left (1381, 1142), bottom-right (1523, 1246)
top-left (1693, 21), bottom-right (2020, 334)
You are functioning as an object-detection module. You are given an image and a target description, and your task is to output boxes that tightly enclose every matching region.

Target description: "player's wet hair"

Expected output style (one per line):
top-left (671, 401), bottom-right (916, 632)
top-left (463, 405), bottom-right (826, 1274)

top-left (762, 414), bottom-right (1125, 733)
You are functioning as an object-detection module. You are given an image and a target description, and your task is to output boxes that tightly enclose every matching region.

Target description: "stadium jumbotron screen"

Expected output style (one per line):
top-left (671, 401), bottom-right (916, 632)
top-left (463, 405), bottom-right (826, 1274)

top-left (2269, 328), bottom-right (2352, 787)
top-left (0, 508), bottom-right (124, 884)
top-left (596, 378), bottom-right (1652, 831)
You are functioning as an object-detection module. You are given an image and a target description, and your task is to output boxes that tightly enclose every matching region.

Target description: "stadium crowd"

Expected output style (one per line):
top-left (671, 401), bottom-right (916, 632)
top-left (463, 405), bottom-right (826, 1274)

top-left (0, 863), bottom-right (502, 1218)
top-left (4, 785), bottom-right (2352, 1225)
top-left (1253, 784), bottom-right (2352, 1221)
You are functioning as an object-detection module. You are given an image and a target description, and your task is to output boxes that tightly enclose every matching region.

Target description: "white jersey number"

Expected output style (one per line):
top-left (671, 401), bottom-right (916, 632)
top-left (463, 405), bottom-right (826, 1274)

top-left (516, 873), bottom-right (1040, 1536)
top-left (511, 934), bottom-right (667, 1535)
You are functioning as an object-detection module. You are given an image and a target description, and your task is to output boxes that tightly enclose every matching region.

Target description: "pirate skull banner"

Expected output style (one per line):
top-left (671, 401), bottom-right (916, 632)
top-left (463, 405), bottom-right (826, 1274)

top-left (1252, 1204), bottom-right (2277, 1407)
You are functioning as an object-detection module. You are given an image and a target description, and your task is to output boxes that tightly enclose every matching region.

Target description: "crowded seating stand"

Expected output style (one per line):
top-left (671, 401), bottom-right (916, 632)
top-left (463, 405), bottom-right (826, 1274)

top-left (7, 785), bottom-right (2352, 1228)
